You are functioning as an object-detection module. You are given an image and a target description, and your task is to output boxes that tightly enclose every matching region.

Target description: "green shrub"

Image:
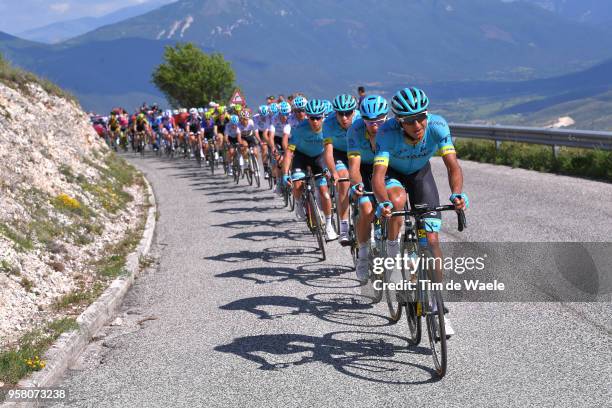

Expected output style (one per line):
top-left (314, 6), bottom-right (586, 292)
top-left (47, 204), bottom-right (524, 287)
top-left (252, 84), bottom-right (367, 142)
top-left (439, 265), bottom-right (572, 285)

top-left (455, 138), bottom-right (612, 182)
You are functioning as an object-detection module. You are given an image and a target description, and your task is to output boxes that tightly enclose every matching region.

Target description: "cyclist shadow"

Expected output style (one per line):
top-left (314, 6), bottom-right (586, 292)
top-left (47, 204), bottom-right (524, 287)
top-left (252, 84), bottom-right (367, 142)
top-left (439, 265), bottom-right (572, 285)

top-left (212, 219), bottom-right (287, 230)
top-left (209, 196), bottom-right (273, 204)
top-left (229, 228), bottom-right (312, 243)
top-left (205, 245), bottom-right (325, 265)
top-left (219, 293), bottom-right (390, 328)
top-left (215, 264), bottom-right (358, 289)
top-left (214, 331), bottom-right (437, 384)
top-left (212, 206), bottom-right (271, 215)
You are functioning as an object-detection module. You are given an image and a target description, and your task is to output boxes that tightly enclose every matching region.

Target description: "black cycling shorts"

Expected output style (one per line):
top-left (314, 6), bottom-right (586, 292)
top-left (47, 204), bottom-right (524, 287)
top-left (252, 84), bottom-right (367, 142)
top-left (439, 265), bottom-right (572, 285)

top-left (332, 148), bottom-right (349, 170)
top-left (386, 161), bottom-right (440, 220)
top-left (244, 136), bottom-right (258, 147)
top-left (291, 149), bottom-right (325, 175)
top-left (359, 162), bottom-right (374, 192)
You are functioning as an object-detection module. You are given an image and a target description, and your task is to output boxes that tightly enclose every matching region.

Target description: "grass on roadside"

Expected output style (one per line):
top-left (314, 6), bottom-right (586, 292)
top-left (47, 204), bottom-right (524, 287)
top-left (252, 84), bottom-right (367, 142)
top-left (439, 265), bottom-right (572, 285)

top-left (51, 282), bottom-right (105, 311)
top-left (0, 318), bottom-right (78, 386)
top-left (455, 138), bottom-right (612, 182)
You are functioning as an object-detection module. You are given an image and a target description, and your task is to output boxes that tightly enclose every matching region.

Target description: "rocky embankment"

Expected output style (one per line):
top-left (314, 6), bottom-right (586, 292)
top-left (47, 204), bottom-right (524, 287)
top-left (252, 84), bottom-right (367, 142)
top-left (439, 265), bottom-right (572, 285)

top-left (0, 81), bottom-right (145, 349)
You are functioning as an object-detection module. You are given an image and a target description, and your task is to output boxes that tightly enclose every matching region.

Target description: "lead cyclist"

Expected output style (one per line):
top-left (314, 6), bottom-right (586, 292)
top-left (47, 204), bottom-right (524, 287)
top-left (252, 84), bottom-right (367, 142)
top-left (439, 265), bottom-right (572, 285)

top-left (372, 87), bottom-right (469, 338)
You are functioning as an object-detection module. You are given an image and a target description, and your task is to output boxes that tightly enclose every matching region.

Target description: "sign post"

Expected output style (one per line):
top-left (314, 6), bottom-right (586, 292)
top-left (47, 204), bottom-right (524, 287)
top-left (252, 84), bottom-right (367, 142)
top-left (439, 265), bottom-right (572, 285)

top-left (228, 88), bottom-right (247, 107)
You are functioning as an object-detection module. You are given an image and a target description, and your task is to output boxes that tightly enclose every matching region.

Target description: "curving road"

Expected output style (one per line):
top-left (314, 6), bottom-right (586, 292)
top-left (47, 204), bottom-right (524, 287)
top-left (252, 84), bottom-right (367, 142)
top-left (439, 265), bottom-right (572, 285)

top-left (52, 156), bottom-right (611, 407)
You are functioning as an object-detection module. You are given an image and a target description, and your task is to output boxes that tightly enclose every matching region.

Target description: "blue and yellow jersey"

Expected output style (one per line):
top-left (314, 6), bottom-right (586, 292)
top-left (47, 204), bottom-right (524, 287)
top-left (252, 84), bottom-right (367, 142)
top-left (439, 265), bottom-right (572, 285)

top-left (346, 118), bottom-right (378, 164)
top-left (374, 114), bottom-right (456, 175)
top-left (288, 120), bottom-right (325, 158)
top-left (322, 112), bottom-right (361, 152)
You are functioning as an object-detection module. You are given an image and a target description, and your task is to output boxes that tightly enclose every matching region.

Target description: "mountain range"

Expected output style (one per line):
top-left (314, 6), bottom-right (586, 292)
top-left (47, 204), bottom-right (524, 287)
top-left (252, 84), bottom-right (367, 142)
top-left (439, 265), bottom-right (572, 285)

top-left (17, 0), bottom-right (176, 44)
top-left (511, 0), bottom-right (612, 25)
top-left (1, 0), bottom-right (611, 129)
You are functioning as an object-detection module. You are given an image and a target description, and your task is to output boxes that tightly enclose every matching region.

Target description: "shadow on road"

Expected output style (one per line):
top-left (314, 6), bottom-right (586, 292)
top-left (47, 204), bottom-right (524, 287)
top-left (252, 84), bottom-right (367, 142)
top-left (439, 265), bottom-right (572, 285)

top-left (214, 331), bottom-right (438, 384)
top-left (212, 219), bottom-right (288, 230)
top-left (205, 245), bottom-right (324, 265)
top-left (219, 292), bottom-right (390, 327)
top-left (215, 264), bottom-right (358, 289)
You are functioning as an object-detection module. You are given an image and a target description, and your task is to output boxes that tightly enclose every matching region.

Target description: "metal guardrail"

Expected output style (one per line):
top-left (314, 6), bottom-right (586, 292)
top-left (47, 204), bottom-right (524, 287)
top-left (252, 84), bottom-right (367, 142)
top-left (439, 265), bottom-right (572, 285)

top-left (449, 124), bottom-right (612, 154)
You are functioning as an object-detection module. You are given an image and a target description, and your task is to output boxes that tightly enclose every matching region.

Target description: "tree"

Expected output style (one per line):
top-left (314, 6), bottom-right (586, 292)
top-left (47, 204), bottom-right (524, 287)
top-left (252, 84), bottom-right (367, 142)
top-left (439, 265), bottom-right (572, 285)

top-left (151, 43), bottom-right (236, 108)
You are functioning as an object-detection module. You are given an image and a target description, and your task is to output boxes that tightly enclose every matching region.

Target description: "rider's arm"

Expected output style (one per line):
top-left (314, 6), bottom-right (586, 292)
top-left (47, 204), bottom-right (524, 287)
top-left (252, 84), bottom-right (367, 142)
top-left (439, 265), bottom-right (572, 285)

top-left (236, 128), bottom-right (243, 144)
top-left (282, 146), bottom-right (294, 175)
top-left (323, 142), bottom-right (336, 178)
top-left (372, 137), bottom-right (391, 204)
top-left (348, 154), bottom-right (362, 185)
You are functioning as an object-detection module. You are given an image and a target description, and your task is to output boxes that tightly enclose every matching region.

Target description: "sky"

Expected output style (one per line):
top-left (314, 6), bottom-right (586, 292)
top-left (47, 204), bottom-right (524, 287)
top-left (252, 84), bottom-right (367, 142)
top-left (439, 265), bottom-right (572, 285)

top-left (0, 0), bottom-right (175, 34)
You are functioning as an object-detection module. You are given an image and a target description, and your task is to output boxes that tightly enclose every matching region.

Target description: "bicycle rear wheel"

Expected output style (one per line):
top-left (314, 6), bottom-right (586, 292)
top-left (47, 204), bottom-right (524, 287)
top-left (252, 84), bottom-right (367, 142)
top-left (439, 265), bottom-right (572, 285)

top-left (245, 156), bottom-right (253, 186)
top-left (208, 147), bottom-right (215, 174)
top-left (233, 156), bottom-right (240, 184)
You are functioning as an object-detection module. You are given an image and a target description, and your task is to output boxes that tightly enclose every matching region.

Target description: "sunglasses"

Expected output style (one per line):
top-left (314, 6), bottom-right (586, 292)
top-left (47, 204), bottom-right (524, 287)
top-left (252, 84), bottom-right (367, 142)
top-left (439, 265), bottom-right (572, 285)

top-left (336, 110), bottom-right (354, 118)
top-left (293, 108), bottom-right (305, 113)
top-left (308, 116), bottom-right (323, 121)
top-left (364, 116), bottom-right (387, 126)
top-left (397, 112), bottom-right (428, 125)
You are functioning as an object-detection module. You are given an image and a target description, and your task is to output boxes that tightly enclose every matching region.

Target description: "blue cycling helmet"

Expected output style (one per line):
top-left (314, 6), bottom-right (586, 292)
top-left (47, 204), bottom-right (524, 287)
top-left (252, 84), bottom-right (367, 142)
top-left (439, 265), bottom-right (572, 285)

top-left (321, 100), bottom-right (334, 115)
top-left (230, 114), bottom-right (239, 124)
top-left (259, 105), bottom-right (269, 116)
top-left (359, 95), bottom-right (389, 119)
top-left (332, 94), bottom-right (357, 112)
top-left (279, 101), bottom-right (292, 115)
top-left (292, 96), bottom-right (307, 109)
top-left (304, 99), bottom-right (327, 116)
top-left (391, 87), bottom-right (429, 116)
top-left (269, 103), bottom-right (279, 114)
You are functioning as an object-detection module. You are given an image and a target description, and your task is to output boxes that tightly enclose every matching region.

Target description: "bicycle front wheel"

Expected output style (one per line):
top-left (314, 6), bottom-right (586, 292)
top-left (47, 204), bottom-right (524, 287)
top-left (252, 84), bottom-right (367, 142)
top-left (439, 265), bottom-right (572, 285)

top-left (401, 240), bottom-right (421, 346)
top-left (307, 190), bottom-right (326, 261)
top-left (422, 252), bottom-right (447, 377)
top-left (384, 243), bottom-right (402, 323)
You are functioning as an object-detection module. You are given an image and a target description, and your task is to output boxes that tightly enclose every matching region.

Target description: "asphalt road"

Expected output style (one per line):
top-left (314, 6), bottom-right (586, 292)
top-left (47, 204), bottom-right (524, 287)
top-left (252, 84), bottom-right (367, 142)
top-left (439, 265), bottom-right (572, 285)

top-left (52, 155), bottom-right (611, 407)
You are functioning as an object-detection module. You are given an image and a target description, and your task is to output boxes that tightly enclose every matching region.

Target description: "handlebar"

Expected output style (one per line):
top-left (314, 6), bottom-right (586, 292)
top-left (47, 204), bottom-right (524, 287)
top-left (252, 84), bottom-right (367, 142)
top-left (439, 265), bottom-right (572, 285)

top-left (389, 205), bottom-right (467, 232)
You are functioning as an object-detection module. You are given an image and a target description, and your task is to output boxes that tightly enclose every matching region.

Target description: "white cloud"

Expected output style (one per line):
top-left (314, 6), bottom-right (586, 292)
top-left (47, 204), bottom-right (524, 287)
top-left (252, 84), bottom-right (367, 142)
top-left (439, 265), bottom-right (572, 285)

top-left (49, 2), bottom-right (71, 14)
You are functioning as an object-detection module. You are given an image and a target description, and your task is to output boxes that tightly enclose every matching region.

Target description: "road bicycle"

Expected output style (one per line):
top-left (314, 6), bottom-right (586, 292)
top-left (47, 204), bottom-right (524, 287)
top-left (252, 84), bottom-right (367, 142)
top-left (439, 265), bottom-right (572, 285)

top-left (244, 145), bottom-right (261, 188)
top-left (384, 203), bottom-right (467, 377)
top-left (347, 191), bottom-right (384, 303)
top-left (291, 169), bottom-right (328, 260)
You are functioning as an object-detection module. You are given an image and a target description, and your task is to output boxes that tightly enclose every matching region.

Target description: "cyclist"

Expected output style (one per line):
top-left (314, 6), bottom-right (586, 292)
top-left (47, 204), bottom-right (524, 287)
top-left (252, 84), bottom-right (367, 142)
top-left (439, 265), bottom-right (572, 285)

top-left (107, 112), bottom-right (122, 149)
top-left (160, 110), bottom-right (176, 152)
top-left (236, 109), bottom-right (262, 165)
top-left (282, 99), bottom-right (337, 241)
top-left (224, 114), bottom-right (241, 175)
top-left (270, 102), bottom-right (293, 192)
top-left (347, 95), bottom-right (390, 282)
top-left (202, 111), bottom-right (218, 164)
top-left (290, 95), bottom-right (308, 126)
top-left (323, 94), bottom-right (361, 245)
top-left (132, 113), bottom-right (151, 152)
top-left (322, 100), bottom-right (334, 118)
top-left (372, 87), bottom-right (469, 337)
top-left (187, 108), bottom-right (202, 158)
top-left (254, 105), bottom-right (273, 181)
top-left (270, 101), bottom-right (292, 153)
